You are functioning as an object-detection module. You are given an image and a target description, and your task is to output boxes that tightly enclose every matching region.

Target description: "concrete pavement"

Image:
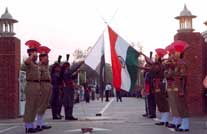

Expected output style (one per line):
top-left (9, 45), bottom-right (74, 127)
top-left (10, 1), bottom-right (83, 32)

top-left (0, 97), bottom-right (207, 134)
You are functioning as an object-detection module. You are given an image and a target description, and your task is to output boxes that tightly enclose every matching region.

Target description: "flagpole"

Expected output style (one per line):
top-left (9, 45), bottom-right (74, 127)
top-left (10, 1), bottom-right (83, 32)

top-left (95, 8), bottom-right (119, 102)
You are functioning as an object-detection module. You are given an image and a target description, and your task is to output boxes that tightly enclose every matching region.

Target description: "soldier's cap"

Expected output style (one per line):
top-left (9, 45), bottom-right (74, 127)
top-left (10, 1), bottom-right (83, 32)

top-left (165, 44), bottom-right (175, 54)
top-left (155, 48), bottom-right (167, 58)
top-left (63, 54), bottom-right (70, 66)
top-left (170, 40), bottom-right (189, 53)
top-left (62, 62), bottom-right (70, 67)
top-left (51, 62), bottom-right (61, 71)
top-left (38, 46), bottom-right (51, 57)
top-left (25, 40), bottom-right (41, 53)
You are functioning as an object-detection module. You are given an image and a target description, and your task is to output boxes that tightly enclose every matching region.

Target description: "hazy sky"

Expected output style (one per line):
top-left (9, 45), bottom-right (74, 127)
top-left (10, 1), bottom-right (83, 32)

top-left (1, 0), bottom-right (207, 64)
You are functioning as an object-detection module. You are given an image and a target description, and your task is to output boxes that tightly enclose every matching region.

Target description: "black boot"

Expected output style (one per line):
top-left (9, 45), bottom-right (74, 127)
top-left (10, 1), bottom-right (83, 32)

top-left (155, 122), bottom-right (168, 126)
top-left (37, 125), bottom-right (52, 129)
top-left (25, 128), bottom-right (37, 133)
top-left (65, 116), bottom-right (78, 121)
top-left (53, 115), bottom-right (62, 120)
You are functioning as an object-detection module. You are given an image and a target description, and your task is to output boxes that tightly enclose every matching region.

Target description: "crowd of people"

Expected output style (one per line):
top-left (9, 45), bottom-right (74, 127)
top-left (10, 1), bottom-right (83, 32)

top-left (139, 41), bottom-right (190, 132)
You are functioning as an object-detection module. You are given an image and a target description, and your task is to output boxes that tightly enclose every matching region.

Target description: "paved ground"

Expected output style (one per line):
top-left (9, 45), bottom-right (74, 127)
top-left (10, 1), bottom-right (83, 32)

top-left (0, 97), bottom-right (207, 134)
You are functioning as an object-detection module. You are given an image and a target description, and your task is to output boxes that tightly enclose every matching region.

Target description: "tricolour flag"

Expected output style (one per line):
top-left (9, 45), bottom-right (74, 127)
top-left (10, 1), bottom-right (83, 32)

top-left (108, 26), bottom-right (139, 92)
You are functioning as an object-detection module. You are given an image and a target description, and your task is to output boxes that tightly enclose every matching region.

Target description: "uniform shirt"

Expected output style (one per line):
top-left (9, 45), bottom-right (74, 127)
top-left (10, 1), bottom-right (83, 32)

top-left (63, 69), bottom-right (77, 88)
top-left (39, 64), bottom-right (52, 90)
top-left (25, 62), bottom-right (40, 81)
top-left (39, 65), bottom-right (51, 81)
top-left (51, 72), bottom-right (62, 87)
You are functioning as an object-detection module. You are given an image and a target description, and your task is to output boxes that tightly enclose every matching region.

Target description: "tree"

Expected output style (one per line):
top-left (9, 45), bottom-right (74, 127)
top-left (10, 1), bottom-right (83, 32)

top-left (131, 41), bottom-right (145, 90)
top-left (73, 49), bottom-right (84, 61)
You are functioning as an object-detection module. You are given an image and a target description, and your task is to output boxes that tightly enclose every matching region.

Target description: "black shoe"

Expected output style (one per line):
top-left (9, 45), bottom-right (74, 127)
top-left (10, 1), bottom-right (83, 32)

top-left (65, 117), bottom-right (78, 121)
top-left (155, 122), bottom-right (168, 126)
top-left (35, 126), bottom-right (43, 131)
top-left (167, 123), bottom-right (176, 128)
top-left (25, 128), bottom-right (37, 133)
top-left (53, 116), bottom-right (62, 120)
top-left (59, 114), bottom-right (64, 118)
top-left (148, 115), bottom-right (156, 118)
top-left (37, 125), bottom-right (52, 130)
top-left (175, 128), bottom-right (189, 132)
top-left (176, 124), bottom-right (181, 128)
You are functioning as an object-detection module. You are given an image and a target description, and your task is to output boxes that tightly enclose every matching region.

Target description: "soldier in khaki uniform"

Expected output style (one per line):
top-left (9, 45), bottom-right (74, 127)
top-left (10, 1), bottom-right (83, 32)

top-left (165, 47), bottom-right (181, 129)
top-left (153, 49), bottom-right (170, 126)
top-left (174, 51), bottom-right (189, 132)
top-left (24, 40), bottom-right (42, 133)
top-left (165, 44), bottom-right (181, 128)
top-left (36, 46), bottom-right (52, 130)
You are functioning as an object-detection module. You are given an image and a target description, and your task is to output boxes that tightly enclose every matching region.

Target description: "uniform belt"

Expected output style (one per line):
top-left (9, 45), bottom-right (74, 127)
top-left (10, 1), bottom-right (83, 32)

top-left (26, 80), bottom-right (40, 82)
top-left (167, 88), bottom-right (178, 92)
top-left (155, 89), bottom-right (160, 92)
top-left (40, 80), bottom-right (51, 82)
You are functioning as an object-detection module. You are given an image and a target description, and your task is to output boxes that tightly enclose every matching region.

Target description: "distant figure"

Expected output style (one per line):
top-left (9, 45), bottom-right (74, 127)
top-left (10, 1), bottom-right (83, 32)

top-left (136, 86), bottom-right (142, 98)
top-left (116, 89), bottom-right (122, 102)
top-left (105, 83), bottom-right (112, 102)
top-left (79, 85), bottom-right (85, 101)
top-left (91, 84), bottom-right (96, 101)
top-left (95, 85), bottom-right (100, 100)
top-left (74, 85), bottom-right (80, 103)
top-left (84, 82), bottom-right (91, 103)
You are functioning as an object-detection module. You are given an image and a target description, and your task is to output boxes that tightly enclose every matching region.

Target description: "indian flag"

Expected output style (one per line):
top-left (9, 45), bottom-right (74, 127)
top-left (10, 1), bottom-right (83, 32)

top-left (108, 26), bottom-right (139, 92)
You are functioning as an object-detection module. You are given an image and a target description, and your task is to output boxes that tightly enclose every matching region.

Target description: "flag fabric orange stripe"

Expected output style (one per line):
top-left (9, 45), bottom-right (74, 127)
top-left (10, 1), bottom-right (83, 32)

top-left (108, 26), bottom-right (122, 91)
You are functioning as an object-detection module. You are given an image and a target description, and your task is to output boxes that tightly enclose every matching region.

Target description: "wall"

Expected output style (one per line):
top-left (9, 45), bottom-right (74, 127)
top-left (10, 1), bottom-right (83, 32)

top-left (0, 37), bottom-right (20, 118)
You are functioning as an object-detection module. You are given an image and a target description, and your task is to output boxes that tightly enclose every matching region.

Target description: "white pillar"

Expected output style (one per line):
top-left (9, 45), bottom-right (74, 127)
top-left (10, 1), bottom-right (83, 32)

top-left (9, 24), bottom-right (11, 32)
top-left (11, 24), bottom-right (14, 32)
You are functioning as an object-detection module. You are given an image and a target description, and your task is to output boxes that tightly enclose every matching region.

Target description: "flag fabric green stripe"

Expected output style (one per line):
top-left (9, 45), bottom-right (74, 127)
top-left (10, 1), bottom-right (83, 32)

top-left (125, 46), bottom-right (139, 91)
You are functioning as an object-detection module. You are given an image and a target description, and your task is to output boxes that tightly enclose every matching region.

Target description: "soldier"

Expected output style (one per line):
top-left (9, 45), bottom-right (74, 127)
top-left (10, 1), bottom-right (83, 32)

top-left (153, 49), bottom-right (170, 126)
top-left (143, 52), bottom-right (156, 118)
top-left (36, 46), bottom-right (52, 130)
top-left (51, 56), bottom-right (62, 120)
top-left (165, 46), bottom-right (181, 129)
top-left (84, 81), bottom-right (91, 103)
top-left (138, 52), bottom-right (156, 118)
top-left (173, 47), bottom-right (189, 132)
top-left (62, 54), bottom-right (84, 120)
top-left (24, 40), bottom-right (42, 133)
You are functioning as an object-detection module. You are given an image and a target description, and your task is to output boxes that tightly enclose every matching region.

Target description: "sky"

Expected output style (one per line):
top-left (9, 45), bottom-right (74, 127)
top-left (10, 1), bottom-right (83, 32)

top-left (0, 0), bottom-right (207, 64)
